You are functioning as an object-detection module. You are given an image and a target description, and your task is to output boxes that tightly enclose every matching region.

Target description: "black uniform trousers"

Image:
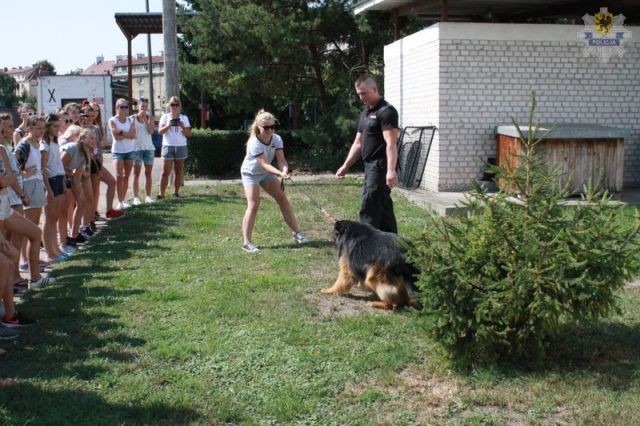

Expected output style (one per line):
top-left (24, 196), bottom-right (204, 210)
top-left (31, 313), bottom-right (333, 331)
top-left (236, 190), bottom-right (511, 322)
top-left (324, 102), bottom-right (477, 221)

top-left (360, 158), bottom-right (397, 234)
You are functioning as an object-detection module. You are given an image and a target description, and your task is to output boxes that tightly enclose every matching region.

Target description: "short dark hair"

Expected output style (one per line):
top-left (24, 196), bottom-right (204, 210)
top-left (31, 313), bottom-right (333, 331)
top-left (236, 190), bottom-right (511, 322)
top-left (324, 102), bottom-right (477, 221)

top-left (355, 74), bottom-right (377, 88)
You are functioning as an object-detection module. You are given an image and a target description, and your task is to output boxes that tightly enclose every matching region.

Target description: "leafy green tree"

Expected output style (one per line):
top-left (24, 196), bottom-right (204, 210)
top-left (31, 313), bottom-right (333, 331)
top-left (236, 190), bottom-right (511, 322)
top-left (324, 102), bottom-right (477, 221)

top-left (178, 1), bottom-right (411, 130)
top-left (409, 92), bottom-right (640, 366)
top-left (32, 59), bottom-right (56, 75)
top-left (0, 72), bottom-right (18, 107)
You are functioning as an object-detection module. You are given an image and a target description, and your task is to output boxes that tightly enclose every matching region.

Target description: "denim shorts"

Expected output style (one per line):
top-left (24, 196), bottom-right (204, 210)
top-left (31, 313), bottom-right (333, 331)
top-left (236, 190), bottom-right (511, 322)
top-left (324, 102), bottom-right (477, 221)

top-left (23, 179), bottom-right (47, 209)
top-left (161, 145), bottom-right (188, 160)
top-left (112, 151), bottom-right (136, 161)
top-left (134, 149), bottom-right (155, 166)
top-left (241, 172), bottom-right (277, 187)
top-left (0, 192), bottom-right (12, 220)
top-left (48, 175), bottom-right (65, 197)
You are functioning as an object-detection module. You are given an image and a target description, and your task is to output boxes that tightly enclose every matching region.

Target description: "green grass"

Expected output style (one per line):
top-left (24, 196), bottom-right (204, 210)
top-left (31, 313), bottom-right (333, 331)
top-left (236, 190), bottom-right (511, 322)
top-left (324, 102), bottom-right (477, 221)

top-left (1, 178), bottom-right (639, 424)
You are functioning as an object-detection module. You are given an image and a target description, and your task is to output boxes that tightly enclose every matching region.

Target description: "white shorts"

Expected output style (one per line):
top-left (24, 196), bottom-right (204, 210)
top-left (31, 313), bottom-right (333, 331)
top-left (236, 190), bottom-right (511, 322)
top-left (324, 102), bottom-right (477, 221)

top-left (0, 191), bottom-right (13, 220)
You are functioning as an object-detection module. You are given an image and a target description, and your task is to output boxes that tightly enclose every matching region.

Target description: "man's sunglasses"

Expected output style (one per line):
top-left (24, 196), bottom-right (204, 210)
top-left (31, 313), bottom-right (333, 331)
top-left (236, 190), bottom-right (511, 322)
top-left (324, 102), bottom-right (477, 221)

top-left (261, 125), bottom-right (276, 130)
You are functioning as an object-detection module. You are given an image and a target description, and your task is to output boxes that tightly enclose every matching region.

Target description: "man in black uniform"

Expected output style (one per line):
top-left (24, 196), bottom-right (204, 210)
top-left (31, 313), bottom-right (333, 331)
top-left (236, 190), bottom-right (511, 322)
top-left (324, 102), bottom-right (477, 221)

top-left (336, 74), bottom-right (399, 233)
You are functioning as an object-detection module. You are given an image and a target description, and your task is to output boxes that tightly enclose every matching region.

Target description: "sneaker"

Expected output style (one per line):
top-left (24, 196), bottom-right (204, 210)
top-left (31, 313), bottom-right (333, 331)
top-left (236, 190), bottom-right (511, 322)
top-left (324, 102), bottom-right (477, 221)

top-left (292, 232), bottom-right (309, 244)
top-left (81, 226), bottom-right (94, 237)
top-left (242, 242), bottom-right (259, 253)
top-left (66, 237), bottom-right (78, 247)
top-left (145, 196), bottom-right (154, 203)
top-left (29, 276), bottom-right (56, 290)
top-left (2, 312), bottom-right (36, 328)
top-left (90, 221), bottom-right (97, 232)
top-left (74, 233), bottom-right (88, 244)
top-left (114, 202), bottom-right (125, 211)
top-left (94, 211), bottom-right (105, 221)
top-left (133, 197), bottom-right (142, 206)
top-left (78, 229), bottom-right (92, 240)
top-left (173, 193), bottom-right (180, 198)
top-left (122, 202), bottom-right (132, 209)
top-left (157, 195), bottom-right (165, 199)
top-left (19, 263), bottom-right (46, 273)
top-left (0, 327), bottom-right (19, 341)
top-left (106, 209), bottom-right (124, 219)
top-left (61, 245), bottom-right (76, 254)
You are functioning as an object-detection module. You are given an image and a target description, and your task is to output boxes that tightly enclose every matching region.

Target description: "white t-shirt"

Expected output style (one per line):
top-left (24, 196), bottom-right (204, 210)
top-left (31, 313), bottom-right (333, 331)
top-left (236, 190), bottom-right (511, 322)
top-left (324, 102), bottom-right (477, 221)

top-left (40, 140), bottom-right (65, 178)
top-left (23, 140), bottom-right (44, 182)
top-left (240, 134), bottom-right (284, 176)
top-left (159, 113), bottom-right (190, 147)
top-left (132, 115), bottom-right (155, 151)
top-left (109, 116), bottom-right (136, 153)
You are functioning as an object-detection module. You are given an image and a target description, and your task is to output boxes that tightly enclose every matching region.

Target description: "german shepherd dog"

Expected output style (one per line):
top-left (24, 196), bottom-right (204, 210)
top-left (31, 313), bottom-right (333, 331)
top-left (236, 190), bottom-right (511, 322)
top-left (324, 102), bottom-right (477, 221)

top-left (321, 220), bottom-right (419, 310)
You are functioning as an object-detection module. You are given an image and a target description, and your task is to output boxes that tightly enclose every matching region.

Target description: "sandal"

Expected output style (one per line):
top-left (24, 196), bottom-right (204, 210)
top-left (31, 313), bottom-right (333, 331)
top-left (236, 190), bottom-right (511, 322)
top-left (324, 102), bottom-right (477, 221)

top-left (13, 279), bottom-right (29, 288)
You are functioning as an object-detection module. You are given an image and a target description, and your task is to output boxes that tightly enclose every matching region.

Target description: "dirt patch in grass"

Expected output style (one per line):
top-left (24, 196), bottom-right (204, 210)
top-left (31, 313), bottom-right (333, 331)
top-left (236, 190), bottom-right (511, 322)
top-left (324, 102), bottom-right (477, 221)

top-left (304, 286), bottom-right (393, 319)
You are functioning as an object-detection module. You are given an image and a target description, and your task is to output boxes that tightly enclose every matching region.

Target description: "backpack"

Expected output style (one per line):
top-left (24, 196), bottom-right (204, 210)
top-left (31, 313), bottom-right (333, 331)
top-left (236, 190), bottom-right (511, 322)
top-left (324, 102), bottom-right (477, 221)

top-left (14, 140), bottom-right (31, 171)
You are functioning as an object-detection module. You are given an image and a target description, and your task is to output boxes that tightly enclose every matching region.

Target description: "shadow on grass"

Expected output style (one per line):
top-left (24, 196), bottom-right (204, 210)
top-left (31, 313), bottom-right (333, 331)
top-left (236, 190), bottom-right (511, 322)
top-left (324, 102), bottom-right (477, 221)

top-left (0, 197), bottom-right (203, 423)
top-left (0, 383), bottom-right (199, 424)
top-left (476, 320), bottom-right (640, 392)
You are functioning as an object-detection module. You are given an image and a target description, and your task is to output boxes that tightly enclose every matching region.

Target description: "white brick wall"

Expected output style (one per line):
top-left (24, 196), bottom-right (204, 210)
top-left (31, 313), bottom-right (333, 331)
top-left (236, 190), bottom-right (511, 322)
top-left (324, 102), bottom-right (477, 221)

top-left (385, 22), bottom-right (640, 192)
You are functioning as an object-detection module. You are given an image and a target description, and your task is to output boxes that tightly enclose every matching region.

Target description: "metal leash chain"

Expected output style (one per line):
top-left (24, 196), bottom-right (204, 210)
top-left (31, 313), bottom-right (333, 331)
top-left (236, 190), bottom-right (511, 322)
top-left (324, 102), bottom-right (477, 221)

top-left (281, 176), bottom-right (337, 224)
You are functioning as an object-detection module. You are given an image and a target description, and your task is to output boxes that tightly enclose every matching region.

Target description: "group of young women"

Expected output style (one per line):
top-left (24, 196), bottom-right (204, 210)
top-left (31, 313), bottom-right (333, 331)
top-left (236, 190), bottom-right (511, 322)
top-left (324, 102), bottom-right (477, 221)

top-left (0, 100), bottom-right (309, 340)
top-left (0, 96), bottom-right (192, 338)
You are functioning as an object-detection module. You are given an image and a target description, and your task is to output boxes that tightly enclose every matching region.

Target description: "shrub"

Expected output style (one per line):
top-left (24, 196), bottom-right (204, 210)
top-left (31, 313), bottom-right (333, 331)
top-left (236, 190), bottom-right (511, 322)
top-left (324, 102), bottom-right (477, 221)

top-left (408, 92), bottom-right (640, 365)
top-left (185, 128), bottom-right (348, 177)
top-left (185, 129), bottom-right (248, 177)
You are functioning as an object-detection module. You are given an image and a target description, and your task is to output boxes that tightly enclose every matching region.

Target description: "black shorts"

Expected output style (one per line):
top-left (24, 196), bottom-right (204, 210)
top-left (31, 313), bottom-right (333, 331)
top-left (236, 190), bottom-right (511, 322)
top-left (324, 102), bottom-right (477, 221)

top-left (90, 159), bottom-right (102, 175)
top-left (48, 175), bottom-right (65, 197)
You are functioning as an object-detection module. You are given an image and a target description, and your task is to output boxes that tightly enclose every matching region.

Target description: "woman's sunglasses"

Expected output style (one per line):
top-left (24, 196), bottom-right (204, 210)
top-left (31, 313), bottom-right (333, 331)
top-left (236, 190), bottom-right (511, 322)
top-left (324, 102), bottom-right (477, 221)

top-left (170, 103), bottom-right (180, 107)
top-left (119, 105), bottom-right (129, 109)
top-left (261, 125), bottom-right (276, 130)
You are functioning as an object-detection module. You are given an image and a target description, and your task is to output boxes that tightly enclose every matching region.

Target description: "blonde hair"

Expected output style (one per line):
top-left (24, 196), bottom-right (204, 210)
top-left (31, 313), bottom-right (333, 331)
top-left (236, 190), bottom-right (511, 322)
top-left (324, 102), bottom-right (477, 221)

top-left (166, 96), bottom-right (180, 110)
top-left (249, 109), bottom-right (277, 139)
top-left (61, 124), bottom-right (83, 141)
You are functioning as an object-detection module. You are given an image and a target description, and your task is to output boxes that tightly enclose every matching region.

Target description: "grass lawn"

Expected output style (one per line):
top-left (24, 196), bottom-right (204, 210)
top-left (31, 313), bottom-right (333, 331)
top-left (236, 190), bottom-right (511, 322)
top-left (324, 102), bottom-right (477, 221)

top-left (1, 178), bottom-right (639, 425)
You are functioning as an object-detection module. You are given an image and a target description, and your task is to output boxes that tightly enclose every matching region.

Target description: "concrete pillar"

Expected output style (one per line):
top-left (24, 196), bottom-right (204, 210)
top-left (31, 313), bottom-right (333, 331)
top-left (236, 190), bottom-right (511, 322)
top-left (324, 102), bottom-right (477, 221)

top-left (162, 0), bottom-right (179, 100)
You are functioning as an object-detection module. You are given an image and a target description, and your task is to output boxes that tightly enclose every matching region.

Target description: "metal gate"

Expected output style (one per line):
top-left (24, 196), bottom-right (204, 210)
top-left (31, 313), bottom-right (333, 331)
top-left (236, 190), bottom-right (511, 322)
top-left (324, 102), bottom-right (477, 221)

top-left (397, 126), bottom-right (436, 189)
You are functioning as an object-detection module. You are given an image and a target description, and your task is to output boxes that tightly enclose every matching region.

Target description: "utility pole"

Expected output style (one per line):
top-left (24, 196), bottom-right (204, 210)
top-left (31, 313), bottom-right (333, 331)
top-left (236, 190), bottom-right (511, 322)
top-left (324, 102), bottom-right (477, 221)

top-left (162, 0), bottom-right (179, 100)
top-left (146, 0), bottom-right (155, 119)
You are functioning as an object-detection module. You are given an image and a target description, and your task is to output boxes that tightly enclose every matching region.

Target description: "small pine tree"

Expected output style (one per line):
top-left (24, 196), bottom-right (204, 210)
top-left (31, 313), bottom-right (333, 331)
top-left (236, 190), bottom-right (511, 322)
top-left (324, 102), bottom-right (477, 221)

top-left (409, 92), bottom-right (640, 365)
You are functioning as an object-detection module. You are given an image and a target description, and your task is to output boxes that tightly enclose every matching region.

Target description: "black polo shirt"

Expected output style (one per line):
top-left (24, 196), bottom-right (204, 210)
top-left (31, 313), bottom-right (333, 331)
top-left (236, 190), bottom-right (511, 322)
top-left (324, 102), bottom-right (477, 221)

top-left (357, 99), bottom-right (399, 163)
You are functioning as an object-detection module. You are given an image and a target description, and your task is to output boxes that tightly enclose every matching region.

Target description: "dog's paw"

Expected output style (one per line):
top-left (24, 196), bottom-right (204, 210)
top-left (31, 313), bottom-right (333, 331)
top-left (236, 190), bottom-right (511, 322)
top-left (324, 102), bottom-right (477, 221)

top-left (367, 301), bottom-right (394, 310)
top-left (321, 288), bottom-right (336, 295)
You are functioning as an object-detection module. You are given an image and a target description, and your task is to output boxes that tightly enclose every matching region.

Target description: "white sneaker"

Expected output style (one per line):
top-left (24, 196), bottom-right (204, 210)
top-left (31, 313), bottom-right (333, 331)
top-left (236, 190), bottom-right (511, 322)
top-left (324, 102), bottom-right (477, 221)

top-left (133, 197), bottom-right (142, 206)
top-left (122, 202), bottom-right (132, 209)
top-left (242, 242), bottom-right (259, 253)
top-left (292, 232), bottom-right (309, 244)
top-left (114, 202), bottom-right (125, 211)
top-left (145, 196), bottom-right (154, 204)
top-left (29, 276), bottom-right (56, 290)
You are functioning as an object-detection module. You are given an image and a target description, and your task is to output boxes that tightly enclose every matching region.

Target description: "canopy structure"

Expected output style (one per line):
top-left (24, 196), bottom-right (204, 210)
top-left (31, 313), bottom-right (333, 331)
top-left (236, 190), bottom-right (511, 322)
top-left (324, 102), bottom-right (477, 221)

top-left (355, 0), bottom-right (640, 37)
top-left (114, 12), bottom-right (194, 102)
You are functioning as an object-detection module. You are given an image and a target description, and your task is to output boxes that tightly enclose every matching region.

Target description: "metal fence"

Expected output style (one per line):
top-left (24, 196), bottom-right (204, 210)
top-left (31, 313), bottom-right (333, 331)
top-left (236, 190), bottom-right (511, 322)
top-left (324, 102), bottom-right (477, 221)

top-left (397, 126), bottom-right (436, 189)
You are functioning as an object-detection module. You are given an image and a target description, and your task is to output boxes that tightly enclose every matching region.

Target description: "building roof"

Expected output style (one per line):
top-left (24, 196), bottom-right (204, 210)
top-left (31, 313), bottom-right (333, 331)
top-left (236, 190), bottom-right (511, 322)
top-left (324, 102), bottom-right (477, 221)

top-left (83, 60), bottom-right (116, 75)
top-left (354, 0), bottom-right (640, 22)
top-left (4, 66), bottom-right (34, 76)
top-left (114, 55), bottom-right (164, 67)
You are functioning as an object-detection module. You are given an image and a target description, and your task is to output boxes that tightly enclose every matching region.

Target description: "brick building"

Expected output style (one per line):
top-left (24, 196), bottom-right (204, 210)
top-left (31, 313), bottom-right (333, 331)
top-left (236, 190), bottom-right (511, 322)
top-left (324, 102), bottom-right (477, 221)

top-left (356, 1), bottom-right (640, 191)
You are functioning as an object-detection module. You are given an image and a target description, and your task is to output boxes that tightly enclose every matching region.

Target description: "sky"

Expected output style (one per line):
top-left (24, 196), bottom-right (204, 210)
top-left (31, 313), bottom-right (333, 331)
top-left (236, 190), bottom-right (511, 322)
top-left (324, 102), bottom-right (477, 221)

top-left (1, 0), bottom-right (177, 74)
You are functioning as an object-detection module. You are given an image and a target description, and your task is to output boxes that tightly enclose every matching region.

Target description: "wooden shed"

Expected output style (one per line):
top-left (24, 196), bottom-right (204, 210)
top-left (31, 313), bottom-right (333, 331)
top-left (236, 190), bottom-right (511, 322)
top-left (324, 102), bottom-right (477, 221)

top-left (496, 124), bottom-right (627, 193)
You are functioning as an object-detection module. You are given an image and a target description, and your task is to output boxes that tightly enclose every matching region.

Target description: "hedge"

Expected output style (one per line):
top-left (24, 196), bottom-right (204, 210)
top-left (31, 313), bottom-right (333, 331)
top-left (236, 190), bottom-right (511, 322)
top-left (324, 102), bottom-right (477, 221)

top-left (185, 128), bottom-right (348, 177)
